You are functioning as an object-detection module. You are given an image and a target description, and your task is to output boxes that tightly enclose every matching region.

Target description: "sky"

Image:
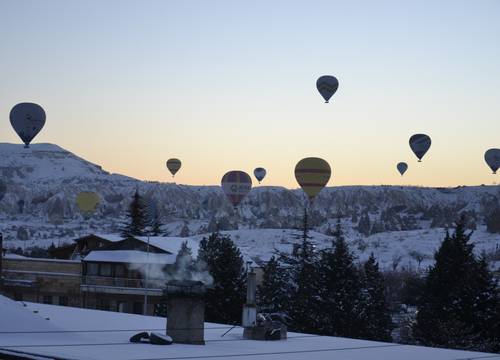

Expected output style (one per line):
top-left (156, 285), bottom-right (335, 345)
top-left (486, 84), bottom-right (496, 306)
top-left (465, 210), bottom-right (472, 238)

top-left (0, 0), bottom-right (499, 188)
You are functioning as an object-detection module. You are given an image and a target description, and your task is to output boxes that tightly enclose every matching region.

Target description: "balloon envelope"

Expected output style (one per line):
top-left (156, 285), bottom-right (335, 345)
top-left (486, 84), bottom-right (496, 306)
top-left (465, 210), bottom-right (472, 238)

top-left (166, 158), bottom-right (182, 177)
top-left (221, 171), bottom-right (252, 207)
top-left (316, 75), bottom-right (339, 103)
top-left (10, 103), bottom-right (46, 148)
top-left (253, 167), bottom-right (267, 184)
top-left (484, 148), bottom-right (500, 174)
top-left (294, 157), bottom-right (331, 201)
top-left (76, 192), bottom-right (100, 215)
top-left (397, 162), bottom-right (408, 176)
top-left (409, 134), bottom-right (431, 162)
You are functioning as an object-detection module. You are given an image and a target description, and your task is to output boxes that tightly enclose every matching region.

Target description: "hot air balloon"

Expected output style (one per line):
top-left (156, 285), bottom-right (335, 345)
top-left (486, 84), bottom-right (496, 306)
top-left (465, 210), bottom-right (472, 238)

top-left (0, 179), bottom-right (6, 202)
top-left (316, 75), bottom-right (339, 103)
top-left (484, 148), bottom-right (500, 174)
top-left (294, 157), bottom-right (331, 202)
top-left (10, 103), bottom-right (46, 148)
top-left (221, 171), bottom-right (252, 207)
top-left (397, 162), bottom-right (408, 176)
top-left (409, 134), bottom-right (431, 162)
top-left (166, 158), bottom-right (182, 177)
top-left (76, 191), bottom-right (100, 216)
top-left (253, 167), bottom-right (267, 184)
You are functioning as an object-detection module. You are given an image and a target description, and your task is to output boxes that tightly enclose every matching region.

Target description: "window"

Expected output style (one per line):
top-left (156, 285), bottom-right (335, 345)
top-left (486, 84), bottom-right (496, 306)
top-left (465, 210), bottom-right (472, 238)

top-left (100, 264), bottom-right (112, 276)
top-left (87, 263), bottom-right (99, 275)
top-left (59, 296), bottom-right (68, 306)
top-left (43, 295), bottom-right (53, 304)
top-left (99, 299), bottom-right (110, 311)
top-left (117, 301), bottom-right (126, 313)
top-left (14, 293), bottom-right (23, 301)
top-left (114, 264), bottom-right (125, 277)
top-left (133, 301), bottom-right (143, 314)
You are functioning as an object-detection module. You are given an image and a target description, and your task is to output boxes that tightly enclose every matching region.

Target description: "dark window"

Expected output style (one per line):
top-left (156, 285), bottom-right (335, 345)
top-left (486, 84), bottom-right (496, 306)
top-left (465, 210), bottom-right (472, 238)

top-left (133, 301), bottom-right (143, 314)
top-left (14, 293), bottom-right (23, 301)
top-left (59, 296), bottom-right (68, 306)
top-left (43, 295), bottom-right (53, 304)
top-left (100, 264), bottom-right (112, 277)
top-left (115, 264), bottom-right (125, 277)
top-left (99, 299), bottom-right (110, 311)
top-left (87, 263), bottom-right (99, 275)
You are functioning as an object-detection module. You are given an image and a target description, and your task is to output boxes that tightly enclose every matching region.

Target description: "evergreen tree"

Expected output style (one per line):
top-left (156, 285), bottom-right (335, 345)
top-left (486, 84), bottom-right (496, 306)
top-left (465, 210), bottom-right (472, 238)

top-left (121, 189), bottom-right (148, 237)
top-left (198, 232), bottom-right (246, 324)
top-left (359, 253), bottom-right (393, 341)
top-left (150, 212), bottom-right (162, 236)
top-left (485, 206), bottom-right (500, 233)
top-left (414, 219), bottom-right (500, 352)
top-left (281, 210), bottom-right (320, 333)
top-left (257, 256), bottom-right (290, 314)
top-left (317, 219), bottom-right (364, 337)
top-left (358, 212), bottom-right (371, 236)
top-left (179, 222), bottom-right (190, 237)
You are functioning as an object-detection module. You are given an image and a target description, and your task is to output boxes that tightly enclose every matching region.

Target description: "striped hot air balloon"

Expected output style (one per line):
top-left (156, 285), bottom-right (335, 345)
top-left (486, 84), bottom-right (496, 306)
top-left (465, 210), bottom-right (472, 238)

top-left (316, 75), bottom-right (339, 103)
top-left (221, 171), bottom-right (252, 207)
top-left (166, 158), bottom-right (182, 177)
top-left (76, 191), bottom-right (100, 216)
top-left (294, 157), bottom-right (331, 202)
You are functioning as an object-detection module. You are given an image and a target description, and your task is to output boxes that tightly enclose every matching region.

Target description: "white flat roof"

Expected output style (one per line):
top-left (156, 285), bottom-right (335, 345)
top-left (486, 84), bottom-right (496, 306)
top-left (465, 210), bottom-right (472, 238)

top-left (84, 250), bottom-right (176, 265)
top-left (0, 296), bottom-right (496, 360)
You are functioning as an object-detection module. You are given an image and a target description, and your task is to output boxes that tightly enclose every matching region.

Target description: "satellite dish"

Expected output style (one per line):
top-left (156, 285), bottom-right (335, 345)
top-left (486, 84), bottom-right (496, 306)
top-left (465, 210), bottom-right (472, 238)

top-left (316, 76), bottom-right (339, 103)
top-left (294, 157), bottom-right (331, 202)
top-left (221, 171), bottom-right (252, 207)
top-left (10, 103), bottom-right (46, 148)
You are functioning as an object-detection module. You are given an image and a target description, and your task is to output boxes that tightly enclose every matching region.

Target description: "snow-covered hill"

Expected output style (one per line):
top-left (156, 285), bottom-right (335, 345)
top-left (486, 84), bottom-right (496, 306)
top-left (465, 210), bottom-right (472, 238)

top-left (1, 143), bottom-right (499, 250)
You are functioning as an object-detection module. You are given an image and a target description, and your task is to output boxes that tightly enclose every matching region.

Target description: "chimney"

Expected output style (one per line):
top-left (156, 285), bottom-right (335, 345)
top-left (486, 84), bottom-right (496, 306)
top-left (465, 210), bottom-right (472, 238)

top-left (164, 280), bottom-right (206, 345)
top-left (242, 268), bottom-right (257, 328)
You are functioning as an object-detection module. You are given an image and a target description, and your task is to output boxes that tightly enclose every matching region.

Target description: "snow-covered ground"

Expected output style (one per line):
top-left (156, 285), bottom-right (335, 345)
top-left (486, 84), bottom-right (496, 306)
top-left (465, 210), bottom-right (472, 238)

top-left (0, 295), bottom-right (496, 360)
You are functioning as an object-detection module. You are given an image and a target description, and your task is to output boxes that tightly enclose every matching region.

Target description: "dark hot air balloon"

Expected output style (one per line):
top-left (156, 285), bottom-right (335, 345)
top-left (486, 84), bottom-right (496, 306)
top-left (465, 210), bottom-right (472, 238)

top-left (397, 162), bottom-right (408, 176)
top-left (484, 148), bottom-right (500, 174)
top-left (409, 134), bottom-right (431, 162)
top-left (294, 157), bottom-right (331, 202)
top-left (221, 171), bottom-right (252, 207)
top-left (253, 167), bottom-right (267, 184)
top-left (10, 103), bottom-right (46, 148)
top-left (316, 75), bottom-right (339, 103)
top-left (166, 158), bottom-right (182, 177)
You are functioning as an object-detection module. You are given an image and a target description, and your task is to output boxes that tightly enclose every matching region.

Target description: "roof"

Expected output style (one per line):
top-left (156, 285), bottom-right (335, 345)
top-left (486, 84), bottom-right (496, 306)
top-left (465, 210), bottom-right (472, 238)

top-left (0, 296), bottom-right (496, 360)
top-left (83, 250), bottom-right (176, 265)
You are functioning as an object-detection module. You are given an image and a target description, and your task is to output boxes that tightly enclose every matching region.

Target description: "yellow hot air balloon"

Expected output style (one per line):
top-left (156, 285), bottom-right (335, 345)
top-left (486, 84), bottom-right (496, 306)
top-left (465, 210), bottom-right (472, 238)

top-left (166, 158), bottom-right (182, 177)
top-left (294, 157), bottom-right (331, 202)
top-left (76, 191), bottom-right (100, 215)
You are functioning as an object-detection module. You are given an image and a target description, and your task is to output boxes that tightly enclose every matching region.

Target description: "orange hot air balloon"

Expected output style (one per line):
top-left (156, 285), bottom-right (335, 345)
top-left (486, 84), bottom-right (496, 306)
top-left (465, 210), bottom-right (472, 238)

top-left (166, 158), bottom-right (182, 177)
top-left (294, 157), bottom-right (331, 202)
top-left (76, 191), bottom-right (100, 215)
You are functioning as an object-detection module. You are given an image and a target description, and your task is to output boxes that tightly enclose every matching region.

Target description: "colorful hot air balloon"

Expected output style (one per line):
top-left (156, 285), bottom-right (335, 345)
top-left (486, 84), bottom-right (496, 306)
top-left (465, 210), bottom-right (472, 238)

top-left (316, 75), bottom-right (339, 103)
top-left (221, 171), bottom-right (252, 207)
top-left (10, 103), bottom-right (46, 148)
top-left (76, 191), bottom-right (100, 215)
top-left (409, 134), bottom-right (431, 162)
top-left (484, 148), bottom-right (500, 174)
top-left (253, 167), bottom-right (267, 184)
top-left (397, 162), bottom-right (408, 176)
top-left (294, 157), bottom-right (331, 202)
top-left (166, 158), bottom-right (182, 177)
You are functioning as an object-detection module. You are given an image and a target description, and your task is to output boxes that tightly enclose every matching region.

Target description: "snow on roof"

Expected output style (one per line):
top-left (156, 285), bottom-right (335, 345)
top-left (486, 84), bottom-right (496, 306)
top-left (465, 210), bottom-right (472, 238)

top-left (0, 297), bottom-right (495, 360)
top-left (83, 250), bottom-right (176, 265)
top-left (135, 236), bottom-right (200, 255)
top-left (89, 233), bottom-right (124, 242)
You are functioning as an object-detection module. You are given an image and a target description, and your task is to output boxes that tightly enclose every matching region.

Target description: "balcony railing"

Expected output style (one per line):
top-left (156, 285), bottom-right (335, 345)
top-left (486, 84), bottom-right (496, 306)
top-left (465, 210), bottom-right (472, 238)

top-left (82, 275), bottom-right (165, 289)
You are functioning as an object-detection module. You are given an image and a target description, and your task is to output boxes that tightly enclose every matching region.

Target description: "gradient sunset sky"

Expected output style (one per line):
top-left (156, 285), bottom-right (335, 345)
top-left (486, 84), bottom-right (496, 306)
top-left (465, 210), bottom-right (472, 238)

top-left (1, 0), bottom-right (499, 188)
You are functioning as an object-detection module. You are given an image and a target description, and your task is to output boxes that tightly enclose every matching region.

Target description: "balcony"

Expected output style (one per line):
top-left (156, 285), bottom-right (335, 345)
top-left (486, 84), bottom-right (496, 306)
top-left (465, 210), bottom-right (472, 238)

top-left (80, 276), bottom-right (164, 296)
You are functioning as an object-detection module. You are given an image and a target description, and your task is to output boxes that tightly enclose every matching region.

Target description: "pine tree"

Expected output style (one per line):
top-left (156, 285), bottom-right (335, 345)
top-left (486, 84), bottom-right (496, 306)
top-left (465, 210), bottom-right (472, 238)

top-left (257, 256), bottom-right (290, 314)
top-left (179, 222), bottom-right (190, 237)
top-left (358, 212), bottom-right (371, 236)
top-left (359, 253), bottom-right (393, 341)
top-left (414, 218), bottom-right (500, 352)
top-left (150, 212), bottom-right (162, 236)
top-left (281, 210), bottom-right (320, 333)
top-left (121, 189), bottom-right (148, 237)
top-left (317, 219), bottom-right (364, 337)
top-left (198, 232), bottom-right (246, 324)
